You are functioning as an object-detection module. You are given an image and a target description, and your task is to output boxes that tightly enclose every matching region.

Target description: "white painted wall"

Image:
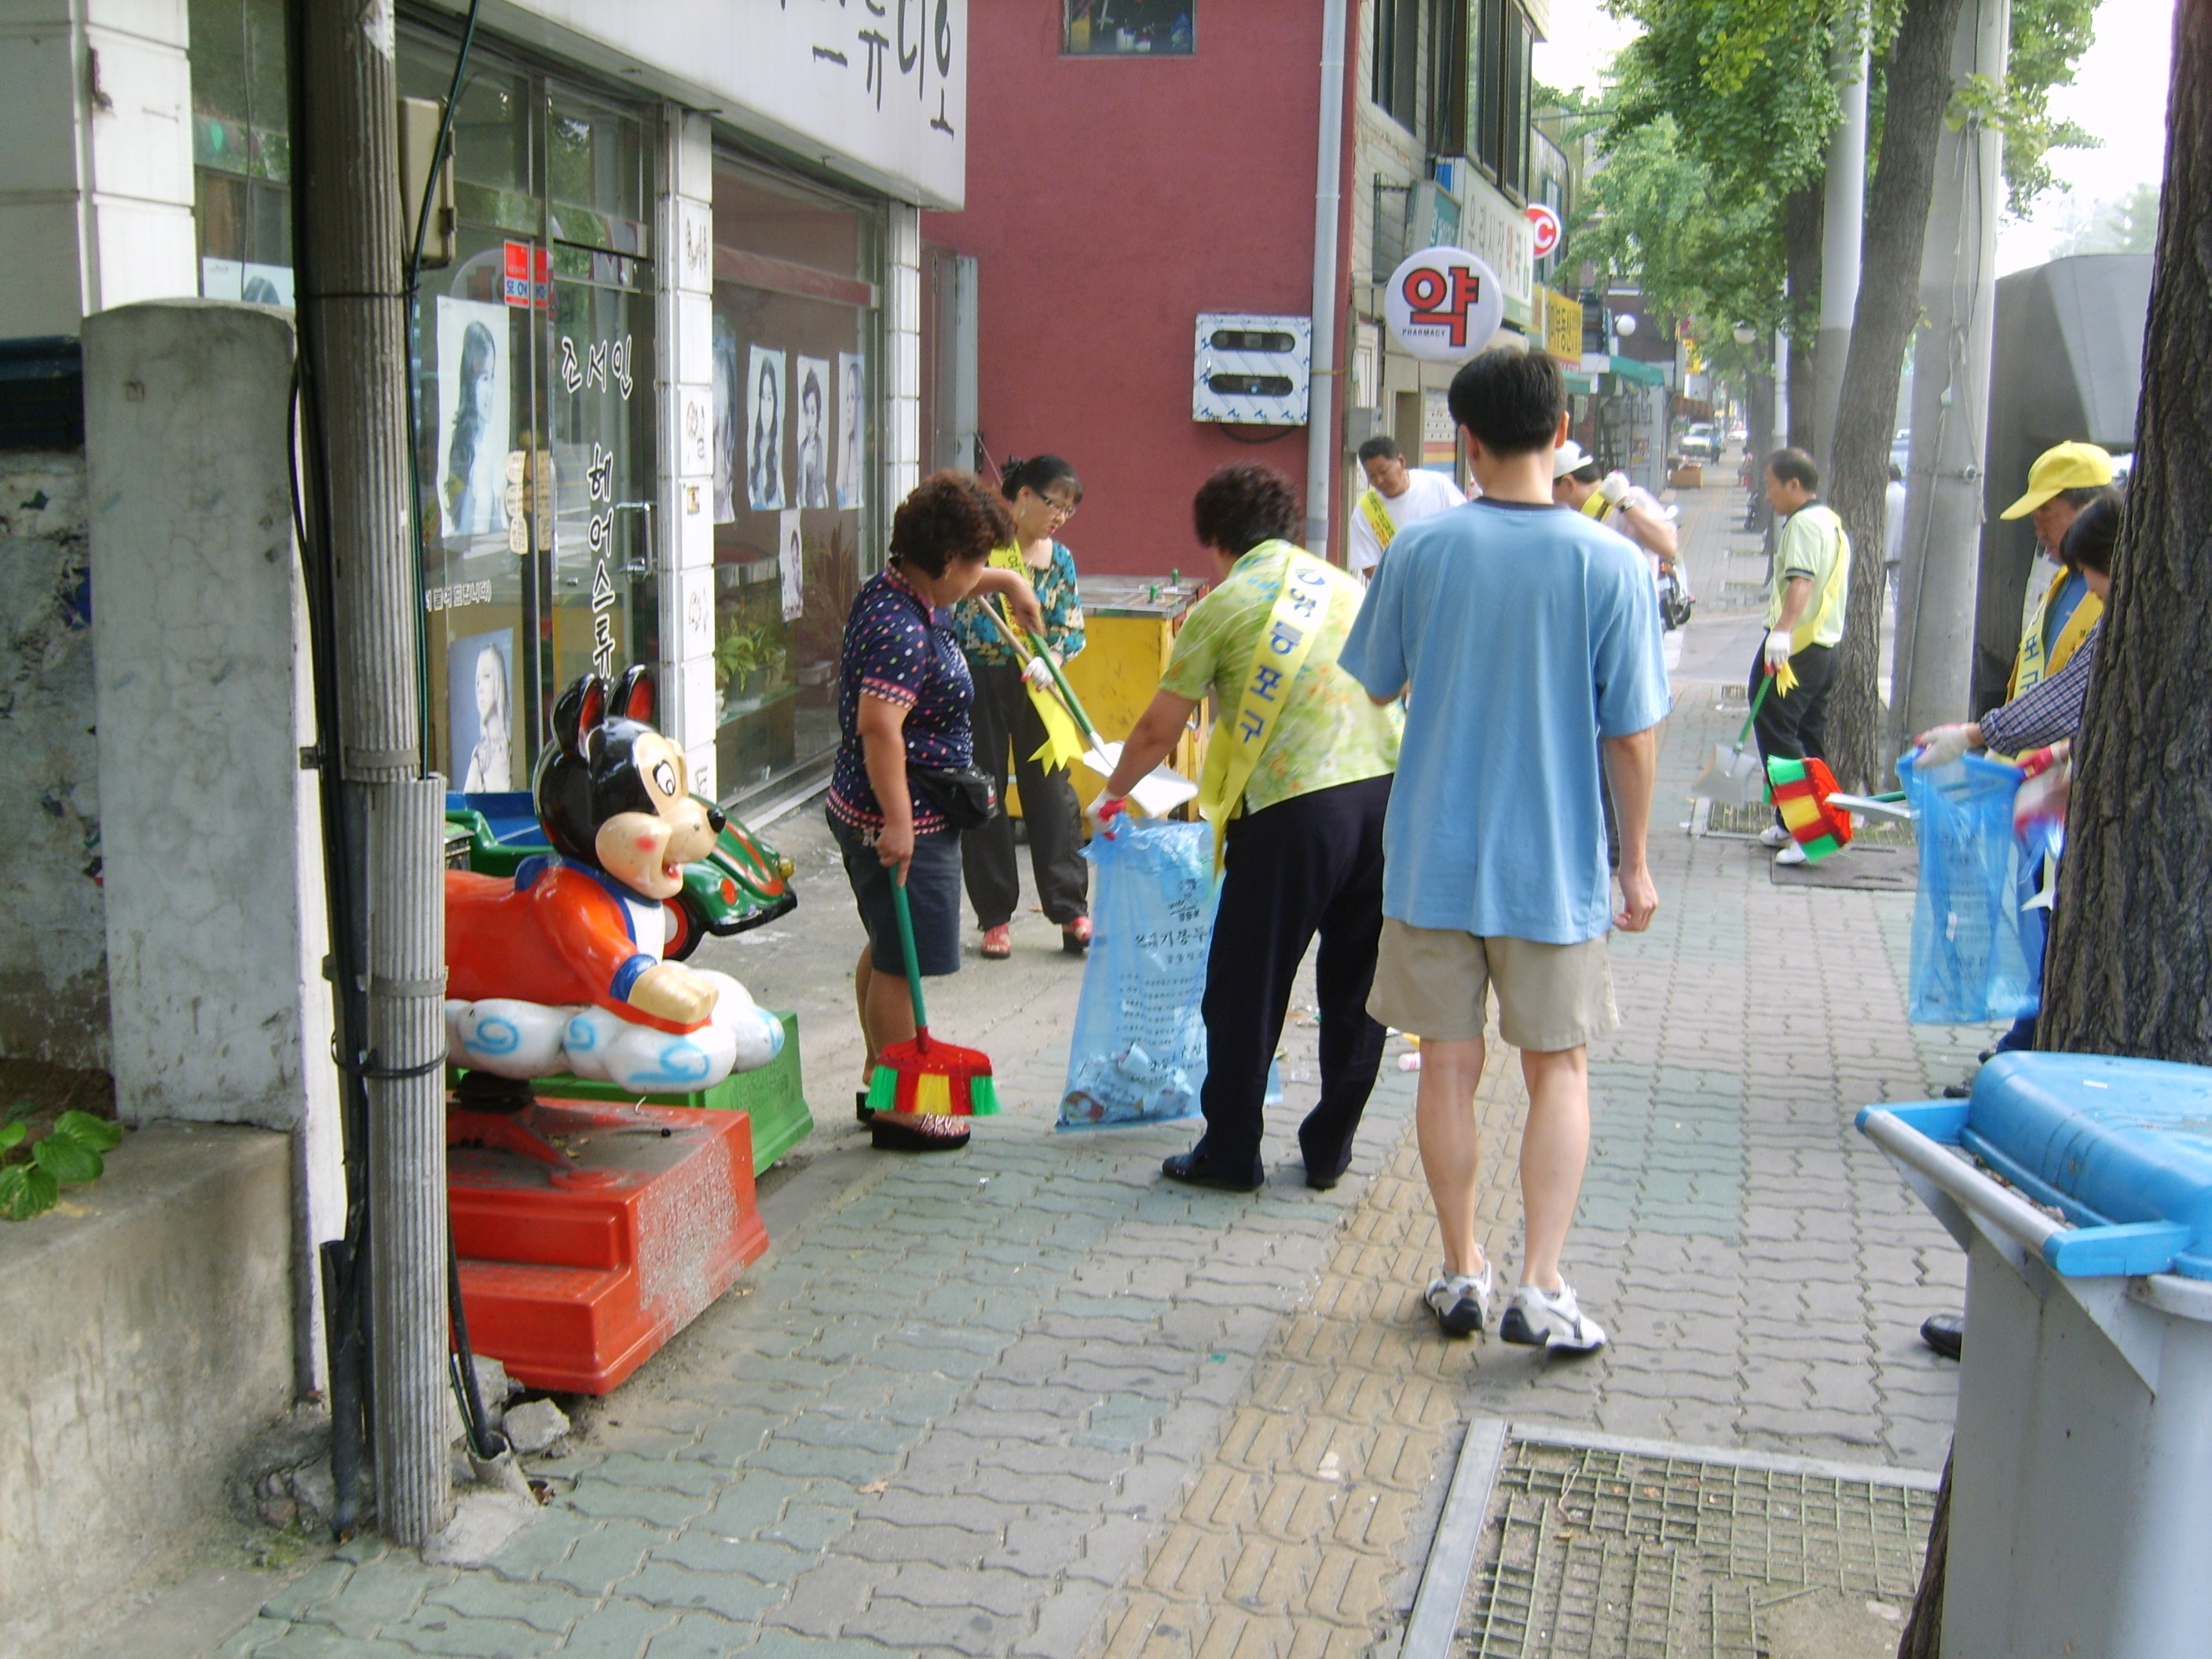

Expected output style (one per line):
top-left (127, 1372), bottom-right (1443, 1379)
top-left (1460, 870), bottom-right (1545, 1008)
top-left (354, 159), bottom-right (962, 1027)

top-left (885, 202), bottom-right (922, 507)
top-left (0, 0), bottom-right (198, 337)
top-left (82, 298), bottom-right (344, 1378)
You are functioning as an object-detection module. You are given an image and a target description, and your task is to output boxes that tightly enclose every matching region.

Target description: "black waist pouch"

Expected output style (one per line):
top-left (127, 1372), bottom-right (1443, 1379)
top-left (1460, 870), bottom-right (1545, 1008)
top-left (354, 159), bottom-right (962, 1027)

top-left (910, 763), bottom-right (999, 830)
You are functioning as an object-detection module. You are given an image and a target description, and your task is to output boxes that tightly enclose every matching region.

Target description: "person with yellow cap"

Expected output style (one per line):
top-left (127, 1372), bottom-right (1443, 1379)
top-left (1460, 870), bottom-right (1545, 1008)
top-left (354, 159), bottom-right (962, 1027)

top-left (2000, 441), bottom-right (2116, 705)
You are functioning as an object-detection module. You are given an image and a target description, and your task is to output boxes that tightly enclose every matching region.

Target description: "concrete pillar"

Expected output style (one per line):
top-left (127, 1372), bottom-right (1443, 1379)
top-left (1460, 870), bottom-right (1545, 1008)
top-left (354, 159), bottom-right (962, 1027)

top-left (0, 0), bottom-right (199, 338)
top-left (886, 201), bottom-right (924, 507)
top-left (1891, 0), bottom-right (2008, 744)
top-left (658, 106), bottom-right (719, 798)
top-left (81, 298), bottom-right (346, 1386)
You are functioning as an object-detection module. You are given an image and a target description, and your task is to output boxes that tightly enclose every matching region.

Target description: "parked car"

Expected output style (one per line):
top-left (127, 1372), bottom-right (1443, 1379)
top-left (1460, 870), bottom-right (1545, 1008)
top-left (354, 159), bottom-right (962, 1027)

top-left (445, 790), bottom-right (797, 961)
top-left (1679, 421), bottom-right (1718, 461)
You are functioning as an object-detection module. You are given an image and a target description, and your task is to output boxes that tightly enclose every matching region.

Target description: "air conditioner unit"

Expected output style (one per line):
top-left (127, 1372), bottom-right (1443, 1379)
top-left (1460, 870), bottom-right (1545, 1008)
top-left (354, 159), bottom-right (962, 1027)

top-left (1192, 313), bottom-right (1312, 427)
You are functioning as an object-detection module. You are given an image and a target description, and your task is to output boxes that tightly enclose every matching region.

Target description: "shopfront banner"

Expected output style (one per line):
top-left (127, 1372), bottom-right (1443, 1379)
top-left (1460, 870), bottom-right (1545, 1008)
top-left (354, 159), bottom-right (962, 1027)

top-left (500, 1), bottom-right (969, 207)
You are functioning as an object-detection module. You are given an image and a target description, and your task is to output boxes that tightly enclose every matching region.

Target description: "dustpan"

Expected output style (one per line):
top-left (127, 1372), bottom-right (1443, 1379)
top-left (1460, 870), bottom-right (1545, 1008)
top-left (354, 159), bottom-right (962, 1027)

top-left (984, 602), bottom-right (1199, 817)
top-left (1690, 674), bottom-right (1774, 806)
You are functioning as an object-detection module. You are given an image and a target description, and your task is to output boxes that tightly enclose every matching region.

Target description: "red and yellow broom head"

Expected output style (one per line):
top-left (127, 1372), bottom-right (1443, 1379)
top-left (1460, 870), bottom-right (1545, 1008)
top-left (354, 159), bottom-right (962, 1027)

top-left (866, 1027), bottom-right (1000, 1118)
top-left (1767, 755), bottom-right (1854, 860)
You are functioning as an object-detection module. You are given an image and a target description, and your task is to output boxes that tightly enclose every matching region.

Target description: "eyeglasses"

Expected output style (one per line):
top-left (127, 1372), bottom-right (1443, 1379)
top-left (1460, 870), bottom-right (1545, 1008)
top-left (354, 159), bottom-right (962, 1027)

top-left (1036, 493), bottom-right (1078, 523)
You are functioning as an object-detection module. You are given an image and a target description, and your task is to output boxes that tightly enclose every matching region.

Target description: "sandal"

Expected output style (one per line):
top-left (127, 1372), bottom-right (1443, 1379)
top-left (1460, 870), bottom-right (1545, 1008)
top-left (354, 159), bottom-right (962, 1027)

top-left (980, 924), bottom-right (1013, 959)
top-left (1061, 916), bottom-right (1092, 954)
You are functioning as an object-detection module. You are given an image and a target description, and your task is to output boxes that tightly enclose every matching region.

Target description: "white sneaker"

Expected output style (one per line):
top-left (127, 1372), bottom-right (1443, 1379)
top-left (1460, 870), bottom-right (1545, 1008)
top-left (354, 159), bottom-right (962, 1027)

top-left (1756, 823), bottom-right (1793, 848)
top-left (1500, 1281), bottom-right (1608, 1352)
top-left (1424, 1260), bottom-right (1495, 1338)
top-left (1774, 840), bottom-right (1808, 866)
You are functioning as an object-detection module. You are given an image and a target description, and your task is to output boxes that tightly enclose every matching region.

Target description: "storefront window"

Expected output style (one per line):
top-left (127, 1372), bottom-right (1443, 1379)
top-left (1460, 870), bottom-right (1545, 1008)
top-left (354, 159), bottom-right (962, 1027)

top-left (399, 31), bottom-right (658, 789)
top-left (709, 156), bottom-right (883, 798)
top-left (189, 0), bottom-right (293, 302)
top-left (1065, 1), bottom-right (1196, 53)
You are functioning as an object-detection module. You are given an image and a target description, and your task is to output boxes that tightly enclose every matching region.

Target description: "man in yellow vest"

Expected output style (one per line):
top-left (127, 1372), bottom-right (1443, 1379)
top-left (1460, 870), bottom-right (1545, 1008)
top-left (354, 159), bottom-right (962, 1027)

top-left (1752, 448), bottom-right (1850, 867)
top-left (1348, 435), bottom-right (1467, 581)
top-left (1999, 441), bottom-right (2116, 704)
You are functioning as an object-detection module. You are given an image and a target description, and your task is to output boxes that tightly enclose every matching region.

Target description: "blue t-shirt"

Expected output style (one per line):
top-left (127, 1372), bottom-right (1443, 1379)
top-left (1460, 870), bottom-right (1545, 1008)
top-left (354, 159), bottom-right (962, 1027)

top-left (1339, 498), bottom-right (1672, 944)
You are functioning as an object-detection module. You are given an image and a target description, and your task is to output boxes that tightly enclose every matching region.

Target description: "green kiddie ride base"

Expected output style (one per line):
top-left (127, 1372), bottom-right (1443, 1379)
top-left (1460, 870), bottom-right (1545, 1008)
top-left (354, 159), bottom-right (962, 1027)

top-left (532, 1010), bottom-right (812, 1170)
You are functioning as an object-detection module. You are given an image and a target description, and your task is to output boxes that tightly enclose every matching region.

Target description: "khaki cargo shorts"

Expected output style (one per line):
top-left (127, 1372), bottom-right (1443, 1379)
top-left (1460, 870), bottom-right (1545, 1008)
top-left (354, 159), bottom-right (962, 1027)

top-left (1368, 917), bottom-right (1618, 1052)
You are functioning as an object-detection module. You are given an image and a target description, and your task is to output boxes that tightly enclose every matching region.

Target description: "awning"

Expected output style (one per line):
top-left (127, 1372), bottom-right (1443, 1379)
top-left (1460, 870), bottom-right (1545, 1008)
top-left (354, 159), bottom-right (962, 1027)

top-left (1562, 372), bottom-right (1597, 394)
top-left (1608, 356), bottom-right (1667, 387)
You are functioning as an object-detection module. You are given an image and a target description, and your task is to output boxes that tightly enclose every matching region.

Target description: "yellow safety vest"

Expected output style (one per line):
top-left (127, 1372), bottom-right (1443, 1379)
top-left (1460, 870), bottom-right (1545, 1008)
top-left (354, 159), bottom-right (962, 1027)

top-left (1197, 543), bottom-right (1330, 870)
top-left (2009, 566), bottom-right (2104, 701)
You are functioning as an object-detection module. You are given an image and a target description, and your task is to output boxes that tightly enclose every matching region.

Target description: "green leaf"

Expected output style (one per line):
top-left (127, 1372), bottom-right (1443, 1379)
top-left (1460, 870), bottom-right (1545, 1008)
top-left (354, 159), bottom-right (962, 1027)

top-left (0, 1162), bottom-right (58, 1221)
top-left (53, 1111), bottom-right (124, 1153)
top-left (0, 1120), bottom-right (24, 1153)
top-left (34, 1135), bottom-right (103, 1185)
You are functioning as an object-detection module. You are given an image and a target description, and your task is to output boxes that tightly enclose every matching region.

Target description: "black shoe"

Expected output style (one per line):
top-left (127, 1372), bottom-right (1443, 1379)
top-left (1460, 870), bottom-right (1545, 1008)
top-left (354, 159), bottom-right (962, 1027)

top-left (1942, 1082), bottom-right (1971, 1099)
top-left (1303, 1152), bottom-right (1355, 1191)
top-left (1921, 1311), bottom-right (1964, 1361)
top-left (855, 1089), bottom-right (874, 1126)
top-left (871, 1115), bottom-right (969, 1153)
top-left (1161, 1150), bottom-right (1263, 1193)
top-left (1978, 1048), bottom-right (1997, 1064)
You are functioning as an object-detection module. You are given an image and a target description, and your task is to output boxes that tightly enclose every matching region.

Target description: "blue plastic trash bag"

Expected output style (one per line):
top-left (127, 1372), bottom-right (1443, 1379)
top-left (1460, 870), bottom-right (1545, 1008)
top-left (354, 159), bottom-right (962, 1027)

top-left (1901, 750), bottom-right (2039, 1024)
top-left (1059, 820), bottom-right (1217, 1130)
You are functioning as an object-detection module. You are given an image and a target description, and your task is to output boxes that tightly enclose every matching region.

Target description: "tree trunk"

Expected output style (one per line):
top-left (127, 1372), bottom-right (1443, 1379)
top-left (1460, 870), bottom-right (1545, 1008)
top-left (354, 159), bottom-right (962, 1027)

top-left (1783, 185), bottom-right (1824, 451)
top-left (1895, 1450), bottom-right (1951, 1658)
top-left (1820, 0), bottom-right (1972, 792)
top-left (2041, 0), bottom-right (2212, 1060)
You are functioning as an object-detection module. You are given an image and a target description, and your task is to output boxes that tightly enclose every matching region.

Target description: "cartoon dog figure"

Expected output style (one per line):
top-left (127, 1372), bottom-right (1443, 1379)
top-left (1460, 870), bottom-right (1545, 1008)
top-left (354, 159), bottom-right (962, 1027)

top-left (445, 667), bottom-right (783, 1092)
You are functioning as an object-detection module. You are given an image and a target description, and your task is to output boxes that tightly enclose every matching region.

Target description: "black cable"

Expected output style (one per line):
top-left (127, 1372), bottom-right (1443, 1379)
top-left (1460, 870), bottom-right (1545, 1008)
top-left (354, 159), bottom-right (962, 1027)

top-left (447, 1228), bottom-right (507, 1461)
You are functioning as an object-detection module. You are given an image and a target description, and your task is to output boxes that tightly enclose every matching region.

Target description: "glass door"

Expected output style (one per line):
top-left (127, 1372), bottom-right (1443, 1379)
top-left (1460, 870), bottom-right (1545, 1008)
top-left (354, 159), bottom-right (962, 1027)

top-left (402, 28), bottom-right (657, 789)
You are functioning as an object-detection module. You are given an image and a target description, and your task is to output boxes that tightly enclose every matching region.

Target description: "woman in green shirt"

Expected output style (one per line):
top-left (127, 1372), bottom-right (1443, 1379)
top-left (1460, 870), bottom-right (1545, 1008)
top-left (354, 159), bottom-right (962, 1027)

top-left (950, 455), bottom-right (1092, 959)
top-left (1097, 464), bottom-right (1401, 1192)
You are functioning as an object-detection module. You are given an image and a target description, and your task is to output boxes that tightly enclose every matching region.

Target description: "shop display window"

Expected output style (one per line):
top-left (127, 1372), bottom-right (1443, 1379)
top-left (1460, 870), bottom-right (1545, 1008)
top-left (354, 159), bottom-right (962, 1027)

top-left (398, 29), bottom-right (658, 790)
top-left (710, 156), bottom-right (884, 799)
top-left (189, 0), bottom-right (293, 302)
top-left (1064, 0), bottom-right (1195, 53)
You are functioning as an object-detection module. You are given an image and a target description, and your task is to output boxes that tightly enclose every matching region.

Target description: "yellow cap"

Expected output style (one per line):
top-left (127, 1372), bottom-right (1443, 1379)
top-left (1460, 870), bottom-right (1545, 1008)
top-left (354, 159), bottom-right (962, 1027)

top-left (2001, 441), bottom-right (2115, 519)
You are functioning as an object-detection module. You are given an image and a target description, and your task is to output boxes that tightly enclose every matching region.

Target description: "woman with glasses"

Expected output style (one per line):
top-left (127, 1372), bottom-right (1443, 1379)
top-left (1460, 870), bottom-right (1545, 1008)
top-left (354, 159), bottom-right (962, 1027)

top-left (950, 454), bottom-right (1093, 959)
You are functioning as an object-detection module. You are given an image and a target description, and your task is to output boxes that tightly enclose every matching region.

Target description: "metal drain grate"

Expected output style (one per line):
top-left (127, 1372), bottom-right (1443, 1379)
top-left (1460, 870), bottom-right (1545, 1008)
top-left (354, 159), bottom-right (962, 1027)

top-left (1458, 1441), bottom-right (1935, 1657)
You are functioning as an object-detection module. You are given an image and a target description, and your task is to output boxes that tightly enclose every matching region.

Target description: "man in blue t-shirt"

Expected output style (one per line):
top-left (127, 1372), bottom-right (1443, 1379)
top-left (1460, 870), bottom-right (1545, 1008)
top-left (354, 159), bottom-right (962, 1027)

top-left (1340, 346), bottom-right (1671, 1353)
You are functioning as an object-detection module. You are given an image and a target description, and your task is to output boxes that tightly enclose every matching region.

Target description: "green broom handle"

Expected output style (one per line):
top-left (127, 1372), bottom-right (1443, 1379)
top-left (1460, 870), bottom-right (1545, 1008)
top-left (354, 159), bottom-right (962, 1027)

top-left (987, 598), bottom-right (1107, 750)
top-left (1737, 672), bottom-right (1774, 746)
top-left (890, 877), bottom-right (929, 1035)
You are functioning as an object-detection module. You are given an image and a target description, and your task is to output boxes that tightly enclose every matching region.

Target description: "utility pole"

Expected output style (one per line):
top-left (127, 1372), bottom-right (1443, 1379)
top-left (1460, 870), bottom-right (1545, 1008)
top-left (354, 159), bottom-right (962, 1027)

top-left (1305, 0), bottom-right (1348, 558)
top-left (292, 0), bottom-right (452, 1544)
top-left (1813, 16), bottom-right (1870, 464)
top-left (1892, 0), bottom-right (2009, 748)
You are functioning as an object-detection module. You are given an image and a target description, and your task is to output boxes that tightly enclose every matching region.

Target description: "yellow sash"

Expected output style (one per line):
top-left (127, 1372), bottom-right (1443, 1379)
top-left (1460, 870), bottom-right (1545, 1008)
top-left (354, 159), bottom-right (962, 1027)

top-left (1357, 489), bottom-right (1397, 554)
top-left (978, 551), bottom-right (1086, 772)
top-left (2009, 567), bottom-right (2104, 699)
top-left (1581, 492), bottom-right (1612, 522)
top-left (1198, 542), bottom-right (1331, 870)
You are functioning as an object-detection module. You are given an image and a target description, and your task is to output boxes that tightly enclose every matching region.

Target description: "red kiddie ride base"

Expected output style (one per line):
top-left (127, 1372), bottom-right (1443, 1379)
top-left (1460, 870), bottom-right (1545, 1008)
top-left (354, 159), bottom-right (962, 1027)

top-left (446, 1097), bottom-right (768, 1395)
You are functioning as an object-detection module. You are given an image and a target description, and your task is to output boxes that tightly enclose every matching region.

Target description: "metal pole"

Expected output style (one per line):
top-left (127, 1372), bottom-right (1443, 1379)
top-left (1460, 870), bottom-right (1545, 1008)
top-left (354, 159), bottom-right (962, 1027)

top-left (293, 0), bottom-right (451, 1544)
top-left (1305, 0), bottom-right (1349, 556)
top-left (1813, 27), bottom-right (1869, 464)
top-left (1891, 0), bottom-right (2008, 747)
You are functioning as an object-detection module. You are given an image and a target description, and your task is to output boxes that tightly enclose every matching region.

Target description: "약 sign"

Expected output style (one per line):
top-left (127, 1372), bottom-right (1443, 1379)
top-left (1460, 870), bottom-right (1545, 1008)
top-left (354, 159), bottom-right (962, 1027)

top-left (1382, 247), bottom-right (1505, 364)
top-left (1525, 202), bottom-right (1562, 260)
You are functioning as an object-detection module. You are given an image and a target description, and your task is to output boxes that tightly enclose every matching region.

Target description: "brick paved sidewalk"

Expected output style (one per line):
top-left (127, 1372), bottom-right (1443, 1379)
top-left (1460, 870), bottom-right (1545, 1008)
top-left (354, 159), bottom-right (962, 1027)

top-left (203, 468), bottom-right (1981, 1659)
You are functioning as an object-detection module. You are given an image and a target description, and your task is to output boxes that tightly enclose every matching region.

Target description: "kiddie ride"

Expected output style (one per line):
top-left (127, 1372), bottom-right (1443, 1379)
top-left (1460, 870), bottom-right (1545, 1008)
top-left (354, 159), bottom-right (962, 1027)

top-left (442, 668), bottom-right (793, 1394)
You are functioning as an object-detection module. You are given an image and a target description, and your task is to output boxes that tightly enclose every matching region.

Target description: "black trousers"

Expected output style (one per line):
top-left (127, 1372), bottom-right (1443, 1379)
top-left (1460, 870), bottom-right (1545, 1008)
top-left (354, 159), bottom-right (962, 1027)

top-left (961, 661), bottom-right (1090, 928)
top-left (1750, 640), bottom-right (1837, 819)
top-left (1195, 774), bottom-right (1392, 1183)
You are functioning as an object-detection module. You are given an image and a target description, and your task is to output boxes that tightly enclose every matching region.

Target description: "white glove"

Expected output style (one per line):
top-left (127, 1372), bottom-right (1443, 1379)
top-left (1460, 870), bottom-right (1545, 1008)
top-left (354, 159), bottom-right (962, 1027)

top-left (1020, 656), bottom-right (1055, 693)
top-left (1763, 629), bottom-right (1794, 671)
top-left (1915, 723), bottom-right (1975, 769)
top-left (1598, 471), bottom-right (1631, 506)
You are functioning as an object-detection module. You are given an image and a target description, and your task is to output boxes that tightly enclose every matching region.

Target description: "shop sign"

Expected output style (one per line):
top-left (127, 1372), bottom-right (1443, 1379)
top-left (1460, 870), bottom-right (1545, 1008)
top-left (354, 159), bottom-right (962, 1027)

top-left (505, 1), bottom-right (969, 208)
top-left (1459, 174), bottom-right (1535, 306)
top-left (1383, 247), bottom-right (1504, 365)
top-left (1541, 287), bottom-right (1584, 365)
top-left (502, 241), bottom-right (550, 309)
top-left (1525, 202), bottom-right (1562, 260)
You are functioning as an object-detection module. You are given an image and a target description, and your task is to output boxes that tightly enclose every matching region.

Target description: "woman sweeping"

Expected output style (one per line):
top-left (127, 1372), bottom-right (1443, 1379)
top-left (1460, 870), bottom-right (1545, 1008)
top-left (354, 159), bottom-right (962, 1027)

top-left (950, 455), bottom-right (1093, 959)
top-left (1095, 463), bottom-right (1401, 1191)
top-left (828, 473), bottom-right (1043, 1151)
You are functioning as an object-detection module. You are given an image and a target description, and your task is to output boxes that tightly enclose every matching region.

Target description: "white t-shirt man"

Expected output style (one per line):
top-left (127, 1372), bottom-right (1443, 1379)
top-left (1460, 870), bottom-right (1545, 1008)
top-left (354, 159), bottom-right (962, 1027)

top-left (1349, 460), bottom-right (1467, 577)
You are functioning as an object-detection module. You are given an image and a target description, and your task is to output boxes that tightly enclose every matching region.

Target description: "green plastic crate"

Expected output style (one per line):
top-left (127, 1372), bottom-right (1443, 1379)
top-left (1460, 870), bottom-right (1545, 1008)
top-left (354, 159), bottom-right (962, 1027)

top-left (466, 1011), bottom-right (814, 1174)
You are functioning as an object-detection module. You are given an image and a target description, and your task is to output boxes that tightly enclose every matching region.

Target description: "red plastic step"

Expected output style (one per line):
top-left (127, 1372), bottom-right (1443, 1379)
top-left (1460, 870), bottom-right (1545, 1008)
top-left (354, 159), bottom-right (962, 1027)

top-left (448, 1097), bottom-right (768, 1395)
